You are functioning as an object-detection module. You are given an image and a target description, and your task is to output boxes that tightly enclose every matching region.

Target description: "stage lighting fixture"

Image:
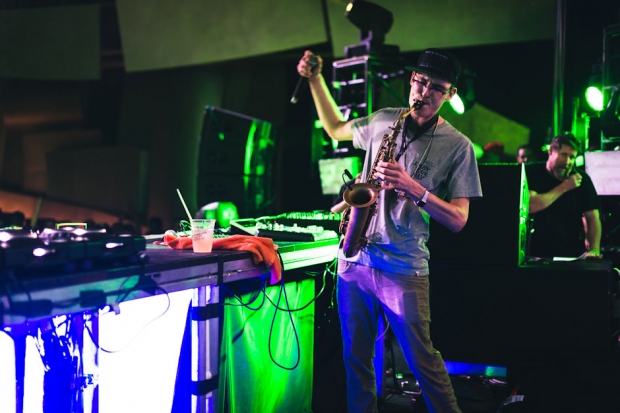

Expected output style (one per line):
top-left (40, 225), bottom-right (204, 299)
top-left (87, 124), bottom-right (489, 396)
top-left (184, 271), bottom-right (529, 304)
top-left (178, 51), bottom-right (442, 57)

top-left (448, 65), bottom-right (476, 115)
top-left (344, 0), bottom-right (398, 58)
top-left (198, 201), bottom-right (239, 227)
top-left (345, 0), bottom-right (393, 42)
top-left (449, 94), bottom-right (466, 115)
top-left (601, 84), bottom-right (620, 142)
top-left (585, 86), bottom-right (604, 112)
top-left (472, 142), bottom-right (485, 160)
top-left (585, 61), bottom-right (603, 112)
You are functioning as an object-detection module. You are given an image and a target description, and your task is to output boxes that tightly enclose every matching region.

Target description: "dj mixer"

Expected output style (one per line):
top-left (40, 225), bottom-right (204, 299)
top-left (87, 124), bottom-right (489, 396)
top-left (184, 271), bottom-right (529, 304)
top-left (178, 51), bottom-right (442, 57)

top-left (230, 212), bottom-right (342, 242)
top-left (277, 211), bottom-right (342, 232)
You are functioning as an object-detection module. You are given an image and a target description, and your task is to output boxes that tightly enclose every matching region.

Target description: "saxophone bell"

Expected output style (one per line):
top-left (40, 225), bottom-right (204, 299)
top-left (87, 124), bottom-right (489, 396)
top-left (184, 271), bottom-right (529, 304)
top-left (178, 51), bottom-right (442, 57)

top-left (339, 183), bottom-right (380, 257)
top-left (343, 183), bottom-right (379, 208)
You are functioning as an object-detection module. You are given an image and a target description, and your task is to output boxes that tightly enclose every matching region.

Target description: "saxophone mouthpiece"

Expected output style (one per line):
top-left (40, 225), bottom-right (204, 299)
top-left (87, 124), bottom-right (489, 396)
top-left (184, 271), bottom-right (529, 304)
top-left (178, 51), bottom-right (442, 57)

top-left (412, 99), bottom-right (424, 109)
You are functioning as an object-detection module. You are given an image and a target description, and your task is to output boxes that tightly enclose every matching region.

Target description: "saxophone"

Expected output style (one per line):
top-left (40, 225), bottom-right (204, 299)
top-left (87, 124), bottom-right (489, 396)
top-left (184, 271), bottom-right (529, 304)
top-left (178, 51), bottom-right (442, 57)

top-left (339, 101), bottom-right (422, 258)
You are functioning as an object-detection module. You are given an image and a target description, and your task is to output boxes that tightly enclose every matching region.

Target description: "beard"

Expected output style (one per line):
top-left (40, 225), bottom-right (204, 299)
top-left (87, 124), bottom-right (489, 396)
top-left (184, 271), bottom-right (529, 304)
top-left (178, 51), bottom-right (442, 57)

top-left (555, 165), bottom-right (573, 179)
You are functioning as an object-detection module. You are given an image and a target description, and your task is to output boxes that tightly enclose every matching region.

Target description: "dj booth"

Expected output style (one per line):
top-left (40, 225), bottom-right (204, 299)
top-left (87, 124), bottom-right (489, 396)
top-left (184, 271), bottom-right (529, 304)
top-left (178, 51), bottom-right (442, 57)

top-left (0, 231), bottom-right (339, 413)
top-left (2, 176), bottom-right (619, 413)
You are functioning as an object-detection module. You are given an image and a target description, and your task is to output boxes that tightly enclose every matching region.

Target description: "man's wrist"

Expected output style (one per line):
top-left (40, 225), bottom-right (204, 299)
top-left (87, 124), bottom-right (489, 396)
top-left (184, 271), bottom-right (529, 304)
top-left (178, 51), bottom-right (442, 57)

top-left (308, 73), bottom-right (322, 85)
top-left (416, 189), bottom-right (429, 207)
top-left (557, 181), bottom-right (568, 193)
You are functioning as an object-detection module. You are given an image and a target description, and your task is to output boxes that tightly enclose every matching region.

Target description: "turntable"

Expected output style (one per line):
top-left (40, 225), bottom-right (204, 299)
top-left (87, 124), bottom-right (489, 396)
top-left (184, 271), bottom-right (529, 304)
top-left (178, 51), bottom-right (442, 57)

top-left (0, 227), bottom-right (146, 277)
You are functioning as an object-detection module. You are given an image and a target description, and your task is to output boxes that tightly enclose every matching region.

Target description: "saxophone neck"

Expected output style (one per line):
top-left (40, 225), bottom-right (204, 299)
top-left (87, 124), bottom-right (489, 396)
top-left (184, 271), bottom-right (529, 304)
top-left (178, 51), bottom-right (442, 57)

top-left (400, 102), bottom-right (421, 122)
top-left (405, 101), bottom-right (423, 117)
top-left (392, 106), bottom-right (415, 131)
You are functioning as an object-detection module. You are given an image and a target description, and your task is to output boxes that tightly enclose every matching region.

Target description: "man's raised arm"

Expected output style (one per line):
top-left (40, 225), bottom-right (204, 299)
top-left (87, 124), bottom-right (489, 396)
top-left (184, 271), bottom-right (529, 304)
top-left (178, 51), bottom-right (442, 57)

top-left (297, 51), bottom-right (353, 142)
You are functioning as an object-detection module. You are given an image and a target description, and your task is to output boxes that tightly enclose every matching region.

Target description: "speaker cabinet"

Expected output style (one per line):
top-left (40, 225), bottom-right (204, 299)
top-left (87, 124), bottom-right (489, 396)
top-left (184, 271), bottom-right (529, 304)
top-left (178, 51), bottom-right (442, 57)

top-left (429, 260), bottom-right (615, 365)
top-left (427, 163), bottom-right (529, 267)
top-left (197, 106), bottom-right (275, 218)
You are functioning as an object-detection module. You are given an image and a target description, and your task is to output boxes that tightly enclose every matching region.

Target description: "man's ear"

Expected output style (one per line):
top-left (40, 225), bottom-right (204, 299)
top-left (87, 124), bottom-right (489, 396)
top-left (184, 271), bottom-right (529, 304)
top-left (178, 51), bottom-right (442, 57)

top-left (445, 87), bottom-right (457, 101)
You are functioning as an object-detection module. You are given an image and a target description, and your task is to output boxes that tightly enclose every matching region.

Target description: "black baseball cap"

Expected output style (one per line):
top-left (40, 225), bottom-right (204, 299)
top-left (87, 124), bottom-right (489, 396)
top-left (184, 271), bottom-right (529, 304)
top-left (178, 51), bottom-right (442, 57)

top-left (406, 48), bottom-right (462, 86)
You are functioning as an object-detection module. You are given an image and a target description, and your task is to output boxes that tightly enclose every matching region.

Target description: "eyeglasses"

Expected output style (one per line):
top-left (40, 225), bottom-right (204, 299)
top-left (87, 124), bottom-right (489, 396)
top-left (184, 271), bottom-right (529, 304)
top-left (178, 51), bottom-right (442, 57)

top-left (412, 74), bottom-right (453, 100)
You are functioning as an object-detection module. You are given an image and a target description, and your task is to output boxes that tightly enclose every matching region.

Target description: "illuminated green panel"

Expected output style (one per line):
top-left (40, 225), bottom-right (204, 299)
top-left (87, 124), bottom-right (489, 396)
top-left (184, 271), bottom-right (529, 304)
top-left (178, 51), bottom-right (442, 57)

top-left (318, 157), bottom-right (362, 195)
top-left (219, 278), bottom-right (315, 413)
top-left (243, 120), bottom-right (258, 200)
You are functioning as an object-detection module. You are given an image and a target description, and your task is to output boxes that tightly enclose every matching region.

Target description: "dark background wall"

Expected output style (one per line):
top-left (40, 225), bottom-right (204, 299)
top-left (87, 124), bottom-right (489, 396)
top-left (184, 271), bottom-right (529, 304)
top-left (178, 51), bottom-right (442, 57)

top-left (0, 0), bottom-right (618, 231)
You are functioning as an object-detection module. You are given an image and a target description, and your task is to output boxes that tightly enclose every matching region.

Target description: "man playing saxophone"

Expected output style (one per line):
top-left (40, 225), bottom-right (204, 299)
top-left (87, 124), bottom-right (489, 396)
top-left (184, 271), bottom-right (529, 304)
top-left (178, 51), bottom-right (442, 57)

top-left (297, 48), bottom-right (482, 413)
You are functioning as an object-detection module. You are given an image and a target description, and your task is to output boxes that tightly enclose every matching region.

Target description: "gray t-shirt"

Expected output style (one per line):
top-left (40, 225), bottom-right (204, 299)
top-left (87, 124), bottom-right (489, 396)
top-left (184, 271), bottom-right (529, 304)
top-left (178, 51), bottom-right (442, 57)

top-left (341, 107), bottom-right (482, 275)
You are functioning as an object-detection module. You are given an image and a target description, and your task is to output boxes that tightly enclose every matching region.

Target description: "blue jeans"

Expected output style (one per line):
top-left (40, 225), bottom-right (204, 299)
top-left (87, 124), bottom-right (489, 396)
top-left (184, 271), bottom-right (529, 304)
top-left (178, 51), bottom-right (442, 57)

top-left (337, 260), bottom-right (461, 413)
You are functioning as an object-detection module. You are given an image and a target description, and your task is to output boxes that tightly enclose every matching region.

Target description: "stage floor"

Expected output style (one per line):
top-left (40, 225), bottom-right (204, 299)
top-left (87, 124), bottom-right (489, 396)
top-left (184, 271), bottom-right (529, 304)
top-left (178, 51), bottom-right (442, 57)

top-left (313, 348), bottom-right (620, 413)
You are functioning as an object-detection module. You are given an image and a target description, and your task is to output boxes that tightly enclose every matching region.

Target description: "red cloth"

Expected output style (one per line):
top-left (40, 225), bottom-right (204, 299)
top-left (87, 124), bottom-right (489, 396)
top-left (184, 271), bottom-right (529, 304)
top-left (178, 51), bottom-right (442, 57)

top-left (165, 235), bottom-right (193, 250)
top-left (162, 234), bottom-right (282, 284)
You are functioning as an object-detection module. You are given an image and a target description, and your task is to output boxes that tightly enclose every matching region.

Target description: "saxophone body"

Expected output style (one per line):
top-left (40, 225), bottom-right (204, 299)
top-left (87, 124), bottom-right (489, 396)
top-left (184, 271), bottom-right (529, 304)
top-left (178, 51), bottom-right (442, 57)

top-left (339, 101), bottom-right (422, 258)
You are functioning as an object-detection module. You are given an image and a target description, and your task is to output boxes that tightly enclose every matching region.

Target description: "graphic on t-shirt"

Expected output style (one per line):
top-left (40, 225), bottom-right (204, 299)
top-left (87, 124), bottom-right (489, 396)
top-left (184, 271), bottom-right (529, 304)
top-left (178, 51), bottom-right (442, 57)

top-left (412, 161), bottom-right (431, 180)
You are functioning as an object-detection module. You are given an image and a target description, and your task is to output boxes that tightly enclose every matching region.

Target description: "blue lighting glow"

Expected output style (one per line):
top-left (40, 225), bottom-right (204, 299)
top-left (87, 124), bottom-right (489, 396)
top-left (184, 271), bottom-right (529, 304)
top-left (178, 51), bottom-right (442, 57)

top-left (0, 332), bottom-right (16, 413)
top-left (24, 335), bottom-right (44, 413)
top-left (99, 290), bottom-right (193, 413)
top-left (444, 361), bottom-right (507, 379)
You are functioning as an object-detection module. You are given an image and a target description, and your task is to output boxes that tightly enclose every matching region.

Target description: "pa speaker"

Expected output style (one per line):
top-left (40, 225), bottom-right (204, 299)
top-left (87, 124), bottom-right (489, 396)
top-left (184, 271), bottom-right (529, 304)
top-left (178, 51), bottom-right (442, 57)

top-left (197, 106), bottom-right (275, 218)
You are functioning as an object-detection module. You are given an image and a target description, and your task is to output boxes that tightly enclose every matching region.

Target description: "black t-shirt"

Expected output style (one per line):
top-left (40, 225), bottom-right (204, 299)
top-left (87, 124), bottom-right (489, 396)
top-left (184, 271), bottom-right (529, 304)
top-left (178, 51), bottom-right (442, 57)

top-left (526, 162), bottom-right (600, 257)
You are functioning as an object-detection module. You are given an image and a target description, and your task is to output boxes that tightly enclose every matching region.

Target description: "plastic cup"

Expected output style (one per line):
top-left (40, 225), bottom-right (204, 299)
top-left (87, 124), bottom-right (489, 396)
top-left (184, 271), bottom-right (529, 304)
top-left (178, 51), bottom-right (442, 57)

top-left (191, 219), bottom-right (215, 253)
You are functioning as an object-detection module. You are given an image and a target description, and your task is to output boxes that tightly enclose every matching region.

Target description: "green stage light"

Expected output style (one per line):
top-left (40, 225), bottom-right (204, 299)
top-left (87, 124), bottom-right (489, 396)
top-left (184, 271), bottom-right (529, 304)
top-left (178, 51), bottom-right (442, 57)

top-left (472, 142), bottom-right (484, 160)
top-left (576, 154), bottom-right (584, 167)
top-left (201, 202), bottom-right (239, 227)
top-left (586, 86), bottom-right (604, 111)
top-left (449, 93), bottom-right (465, 115)
top-left (448, 65), bottom-right (475, 115)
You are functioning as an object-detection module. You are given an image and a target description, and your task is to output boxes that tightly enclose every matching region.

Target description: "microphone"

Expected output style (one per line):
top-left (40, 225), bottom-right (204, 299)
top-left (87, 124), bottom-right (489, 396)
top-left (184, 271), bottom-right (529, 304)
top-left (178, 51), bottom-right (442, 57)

top-left (342, 169), bottom-right (354, 191)
top-left (290, 55), bottom-right (318, 104)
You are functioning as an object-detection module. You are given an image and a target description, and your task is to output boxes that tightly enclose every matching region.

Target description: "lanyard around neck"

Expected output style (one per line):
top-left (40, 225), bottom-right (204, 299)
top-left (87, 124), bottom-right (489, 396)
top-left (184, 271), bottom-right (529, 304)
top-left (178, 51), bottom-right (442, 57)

top-left (394, 114), bottom-right (439, 162)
